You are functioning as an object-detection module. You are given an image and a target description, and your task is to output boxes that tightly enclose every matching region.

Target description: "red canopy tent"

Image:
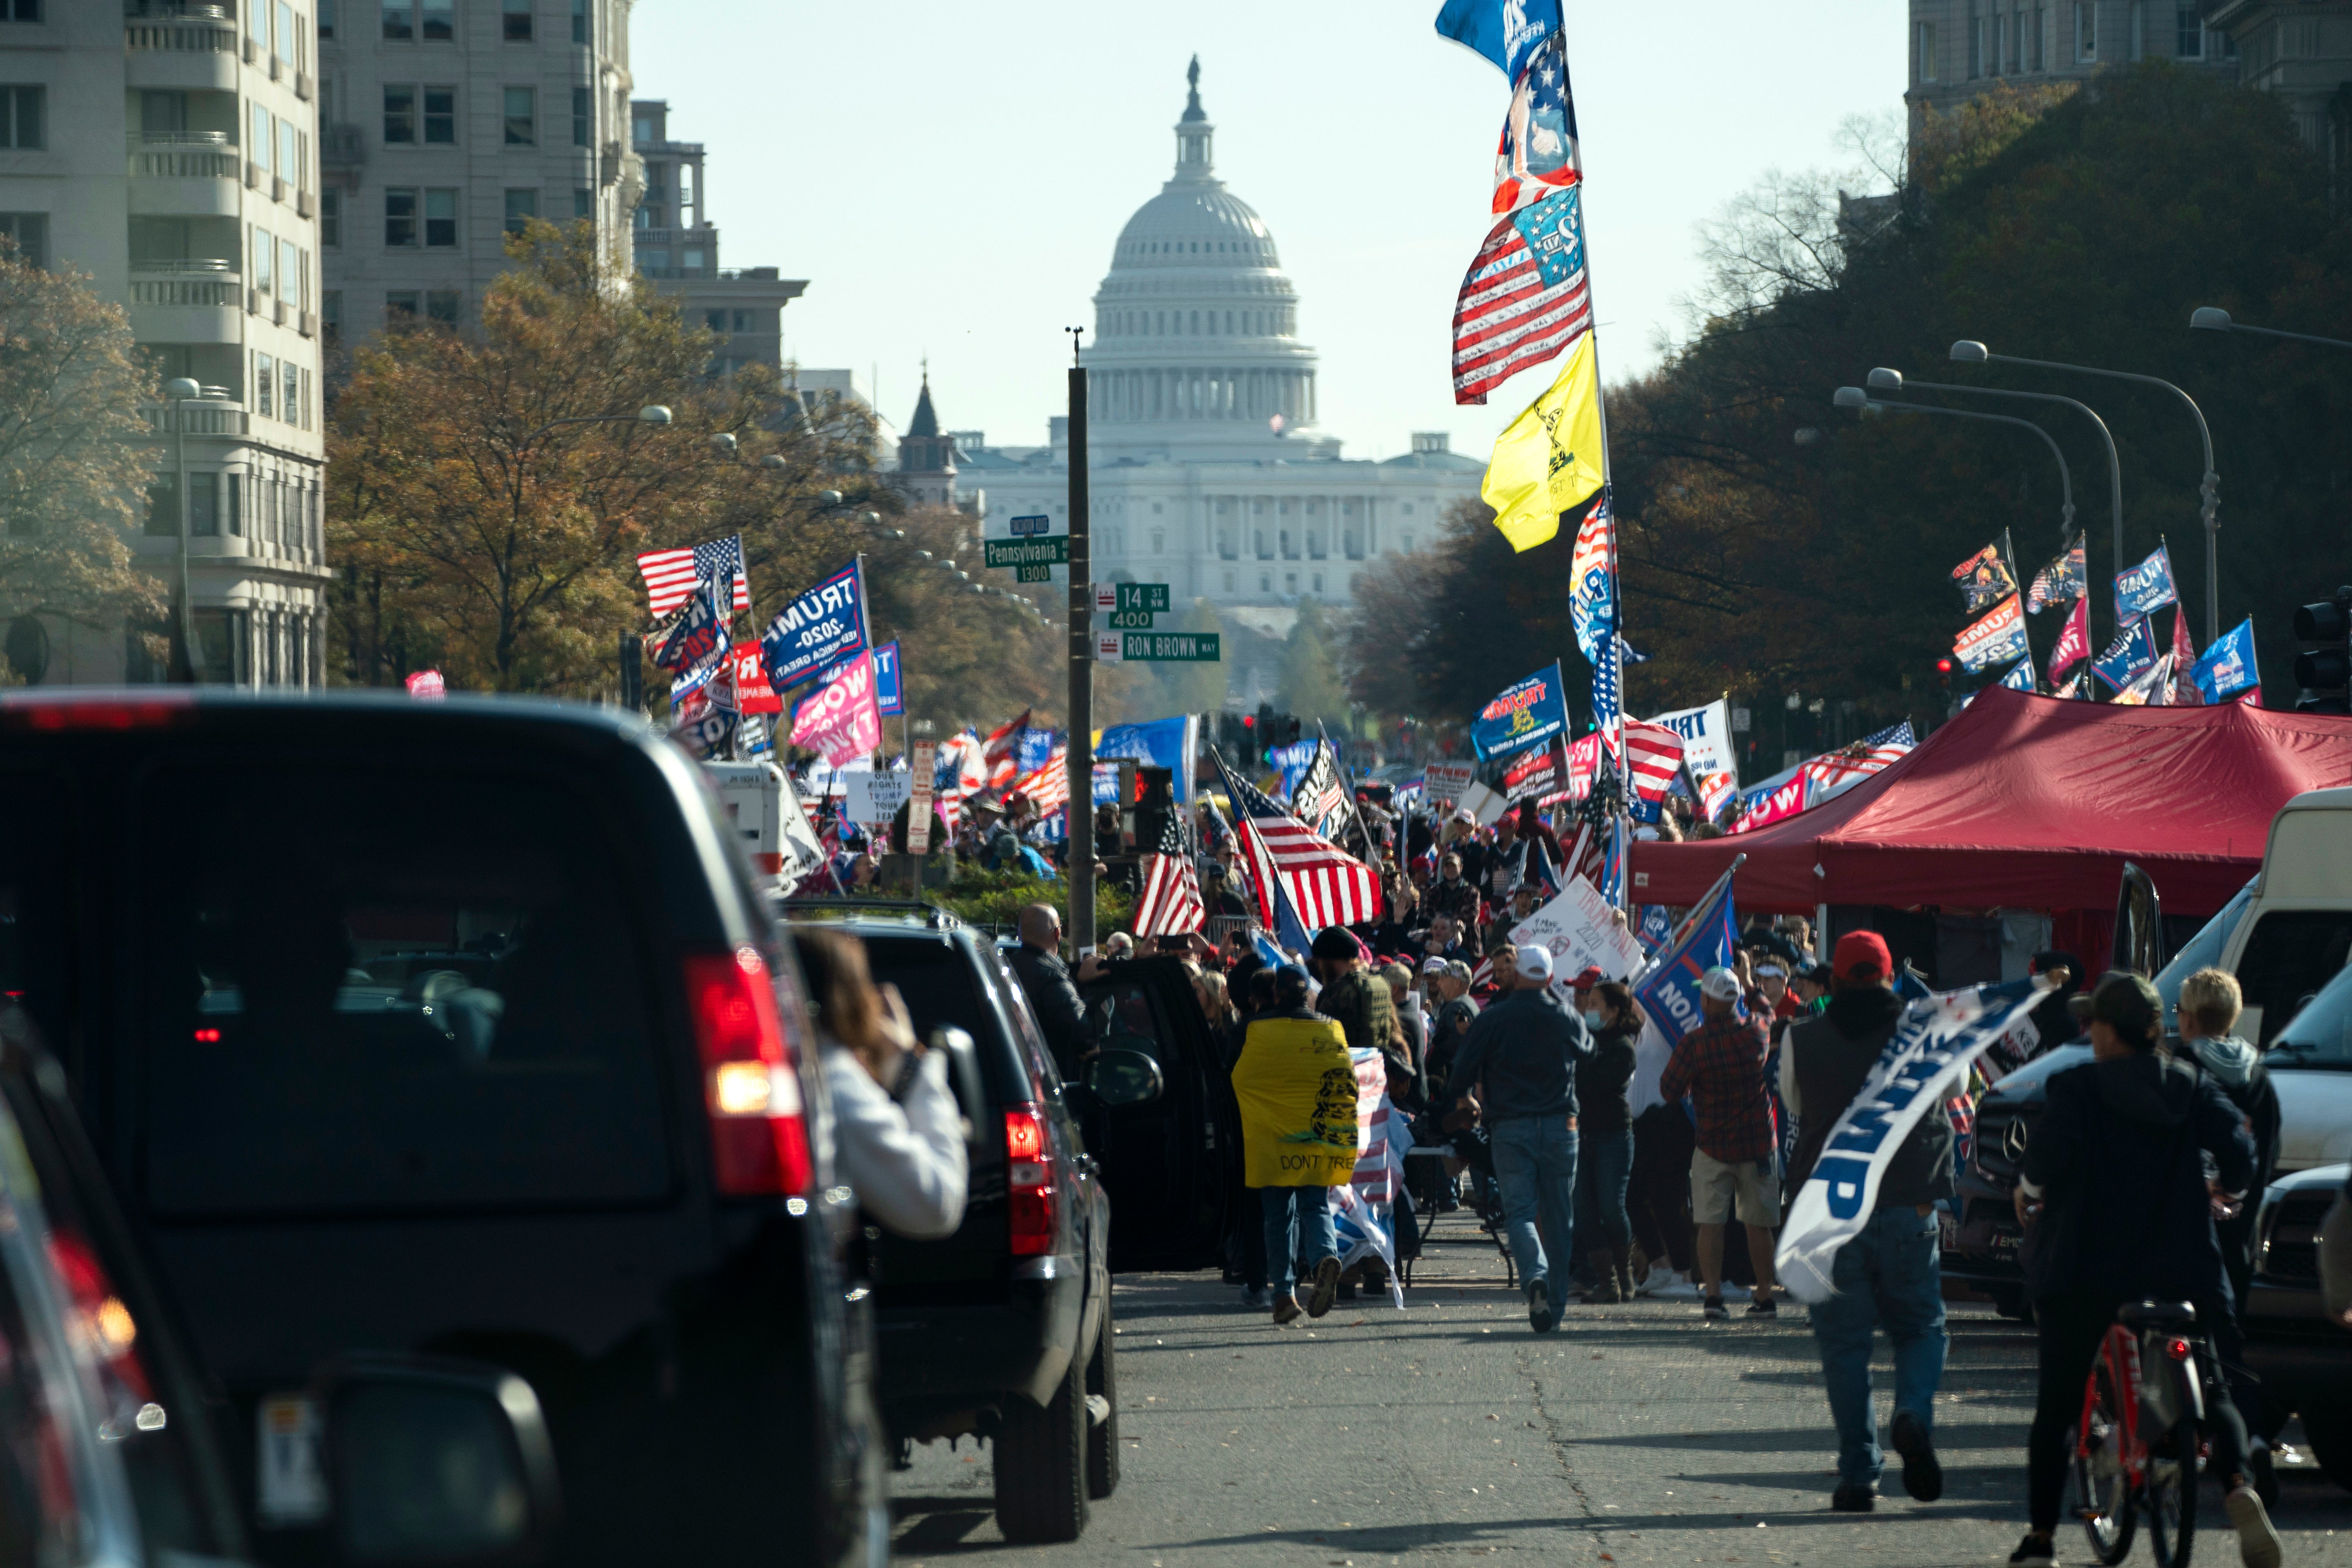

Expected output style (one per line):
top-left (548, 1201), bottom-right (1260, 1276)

top-left (1630, 686), bottom-right (2352, 919)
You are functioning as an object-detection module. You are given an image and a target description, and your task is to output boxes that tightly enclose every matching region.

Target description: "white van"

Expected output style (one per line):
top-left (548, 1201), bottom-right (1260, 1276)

top-left (2155, 785), bottom-right (2352, 1172)
top-left (700, 760), bottom-right (825, 890)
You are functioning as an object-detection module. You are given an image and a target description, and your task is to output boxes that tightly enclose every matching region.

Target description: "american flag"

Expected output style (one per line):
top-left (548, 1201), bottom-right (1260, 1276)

top-left (1490, 33), bottom-right (1581, 217)
top-left (1451, 183), bottom-right (1593, 405)
top-left (1007, 742), bottom-right (1069, 814)
top-left (1214, 753), bottom-right (1381, 931)
top-left (1562, 818), bottom-right (1606, 889)
top-left (1131, 810), bottom-right (1205, 938)
top-left (637, 535), bottom-right (749, 617)
top-left (1620, 719), bottom-right (1684, 803)
top-left (982, 709), bottom-right (1033, 789)
top-left (1569, 489), bottom-right (1614, 662)
top-left (1801, 725), bottom-right (1915, 794)
top-left (1591, 631), bottom-right (1622, 733)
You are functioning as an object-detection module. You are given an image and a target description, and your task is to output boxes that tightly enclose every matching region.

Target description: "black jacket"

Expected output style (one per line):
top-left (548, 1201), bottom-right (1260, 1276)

top-left (2020, 1050), bottom-right (2256, 1305)
top-left (1008, 942), bottom-right (1090, 1078)
top-left (1578, 1021), bottom-right (1639, 1134)
top-left (1449, 988), bottom-right (1589, 1122)
top-left (1785, 987), bottom-right (1953, 1210)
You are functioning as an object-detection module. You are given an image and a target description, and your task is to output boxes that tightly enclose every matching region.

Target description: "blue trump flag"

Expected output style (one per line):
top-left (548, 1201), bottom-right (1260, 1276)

top-left (1433, 0), bottom-right (1563, 84)
top-left (1268, 738), bottom-right (1319, 797)
top-left (1632, 861), bottom-right (1741, 1047)
top-left (1472, 662), bottom-right (1569, 760)
top-left (760, 559), bottom-right (869, 691)
top-left (2113, 542), bottom-right (2180, 621)
top-left (872, 640), bottom-right (903, 716)
top-left (1999, 655), bottom-right (2037, 692)
top-left (2192, 616), bottom-right (2261, 702)
top-left (1098, 714), bottom-right (1202, 803)
top-left (2091, 616), bottom-right (2159, 692)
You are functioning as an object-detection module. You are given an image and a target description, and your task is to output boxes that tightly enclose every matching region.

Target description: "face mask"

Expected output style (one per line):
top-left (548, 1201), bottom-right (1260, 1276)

top-left (1582, 1010), bottom-right (1606, 1031)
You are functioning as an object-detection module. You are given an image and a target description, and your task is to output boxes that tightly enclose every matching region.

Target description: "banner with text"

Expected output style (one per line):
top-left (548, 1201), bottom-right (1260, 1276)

top-left (1472, 662), bottom-right (1569, 760)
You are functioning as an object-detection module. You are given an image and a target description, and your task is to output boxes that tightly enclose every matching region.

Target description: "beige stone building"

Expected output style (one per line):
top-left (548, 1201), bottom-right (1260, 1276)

top-left (626, 99), bottom-right (803, 376)
top-left (1907, 0), bottom-right (2238, 128)
top-left (2202, 0), bottom-right (2352, 169)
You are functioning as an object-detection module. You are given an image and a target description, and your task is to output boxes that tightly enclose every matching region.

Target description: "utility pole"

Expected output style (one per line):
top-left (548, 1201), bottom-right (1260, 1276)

top-left (1065, 330), bottom-right (1095, 957)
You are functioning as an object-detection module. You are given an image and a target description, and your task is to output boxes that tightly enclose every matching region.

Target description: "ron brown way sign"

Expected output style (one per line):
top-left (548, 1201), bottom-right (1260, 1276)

top-left (1118, 632), bottom-right (1219, 662)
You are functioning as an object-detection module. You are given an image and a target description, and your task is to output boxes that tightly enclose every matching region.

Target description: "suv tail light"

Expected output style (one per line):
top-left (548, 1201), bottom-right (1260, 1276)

top-left (1004, 1105), bottom-right (1056, 1257)
top-left (685, 947), bottom-right (814, 1198)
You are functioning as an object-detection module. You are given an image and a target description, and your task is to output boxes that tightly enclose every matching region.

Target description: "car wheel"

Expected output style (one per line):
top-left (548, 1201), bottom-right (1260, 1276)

top-left (994, 1342), bottom-right (1089, 1543)
top-left (2303, 1408), bottom-right (2352, 1492)
top-left (1086, 1297), bottom-right (1120, 1500)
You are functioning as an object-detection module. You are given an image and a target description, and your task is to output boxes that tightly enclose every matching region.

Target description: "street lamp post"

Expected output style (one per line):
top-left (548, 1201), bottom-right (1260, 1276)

top-left (1831, 386), bottom-right (2076, 544)
top-left (1952, 340), bottom-right (2219, 643)
top-left (1867, 367), bottom-right (2126, 646)
top-left (2191, 306), bottom-right (2352, 352)
top-left (165, 376), bottom-right (206, 684)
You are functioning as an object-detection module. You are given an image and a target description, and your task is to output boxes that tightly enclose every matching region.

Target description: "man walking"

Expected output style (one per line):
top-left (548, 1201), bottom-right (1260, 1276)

top-left (1659, 958), bottom-right (1782, 1320)
top-left (1781, 931), bottom-right (1947, 1512)
top-left (1449, 945), bottom-right (1589, 1333)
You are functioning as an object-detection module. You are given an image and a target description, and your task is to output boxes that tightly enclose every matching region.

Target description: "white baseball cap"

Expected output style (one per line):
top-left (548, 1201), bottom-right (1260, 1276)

top-left (1420, 956), bottom-right (1450, 975)
top-left (1699, 966), bottom-right (1742, 1002)
top-left (1515, 946), bottom-right (1554, 982)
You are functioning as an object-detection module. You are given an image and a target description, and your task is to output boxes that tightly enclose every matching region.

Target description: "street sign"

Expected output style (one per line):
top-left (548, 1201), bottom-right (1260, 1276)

top-left (1008, 514), bottom-right (1053, 537)
top-left (1093, 631), bottom-right (1123, 664)
top-left (986, 537), bottom-right (1069, 569)
top-left (1015, 564), bottom-right (1054, 583)
top-left (1119, 632), bottom-right (1219, 662)
top-left (1092, 582), bottom-right (1170, 613)
top-left (1107, 610), bottom-right (1155, 630)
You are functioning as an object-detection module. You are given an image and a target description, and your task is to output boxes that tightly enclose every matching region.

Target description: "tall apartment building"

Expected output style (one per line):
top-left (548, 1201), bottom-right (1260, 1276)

top-left (2201, 0), bottom-right (2352, 168)
top-left (0, 1), bottom-right (329, 686)
top-left (314, 0), bottom-right (639, 335)
top-left (1907, 0), bottom-right (2238, 129)
top-left (627, 99), bottom-right (802, 376)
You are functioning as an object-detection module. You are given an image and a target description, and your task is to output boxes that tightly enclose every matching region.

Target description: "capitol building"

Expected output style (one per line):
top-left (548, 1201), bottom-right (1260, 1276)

top-left (915, 61), bottom-right (1483, 654)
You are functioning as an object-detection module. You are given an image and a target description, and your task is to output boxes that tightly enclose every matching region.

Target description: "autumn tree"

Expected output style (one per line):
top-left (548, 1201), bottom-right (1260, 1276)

top-left (0, 246), bottom-right (166, 676)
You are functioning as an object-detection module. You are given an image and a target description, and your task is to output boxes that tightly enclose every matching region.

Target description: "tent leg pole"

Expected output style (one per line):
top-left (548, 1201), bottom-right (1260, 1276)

top-left (1815, 902), bottom-right (1830, 964)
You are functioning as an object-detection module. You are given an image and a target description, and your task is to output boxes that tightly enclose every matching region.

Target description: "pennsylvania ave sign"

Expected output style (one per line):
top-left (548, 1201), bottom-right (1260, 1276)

top-left (985, 537), bottom-right (1069, 568)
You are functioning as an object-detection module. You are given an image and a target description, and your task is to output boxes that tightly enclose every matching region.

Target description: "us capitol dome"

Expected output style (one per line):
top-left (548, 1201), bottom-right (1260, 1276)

top-left (924, 60), bottom-right (1484, 653)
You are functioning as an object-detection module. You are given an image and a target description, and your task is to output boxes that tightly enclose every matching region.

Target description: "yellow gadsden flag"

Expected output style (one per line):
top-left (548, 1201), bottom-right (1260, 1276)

top-left (1479, 333), bottom-right (1605, 552)
top-left (1230, 1014), bottom-right (1361, 1187)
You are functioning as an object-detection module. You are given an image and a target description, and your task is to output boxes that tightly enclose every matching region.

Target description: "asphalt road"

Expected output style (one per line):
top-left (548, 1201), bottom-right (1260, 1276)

top-left (890, 1209), bottom-right (2352, 1567)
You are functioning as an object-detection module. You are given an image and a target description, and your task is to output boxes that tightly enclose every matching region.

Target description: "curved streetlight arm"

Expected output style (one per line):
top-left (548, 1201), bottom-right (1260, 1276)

top-left (1851, 395), bottom-right (2075, 540)
top-left (1874, 370), bottom-right (2122, 571)
top-left (2191, 309), bottom-right (2352, 351)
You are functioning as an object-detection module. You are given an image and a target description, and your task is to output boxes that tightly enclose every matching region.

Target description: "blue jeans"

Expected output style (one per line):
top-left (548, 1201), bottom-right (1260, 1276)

top-left (1262, 1186), bottom-right (1336, 1297)
top-left (1574, 1125), bottom-right (1635, 1258)
top-left (1490, 1116), bottom-right (1579, 1291)
top-left (1809, 1205), bottom-right (1948, 1487)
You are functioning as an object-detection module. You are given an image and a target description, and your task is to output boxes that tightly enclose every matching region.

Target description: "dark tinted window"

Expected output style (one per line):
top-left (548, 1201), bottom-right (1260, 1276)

top-left (2235, 910), bottom-right (2352, 1046)
top-left (0, 769), bottom-right (67, 1056)
top-left (136, 765), bottom-right (671, 1217)
top-left (858, 936), bottom-right (1025, 1101)
top-left (2270, 964), bottom-right (2352, 1070)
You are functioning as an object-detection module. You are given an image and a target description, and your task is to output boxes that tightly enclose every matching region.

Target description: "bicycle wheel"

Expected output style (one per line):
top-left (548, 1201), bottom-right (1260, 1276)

top-left (2074, 1353), bottom-right (2138, 1566)
top-left (2146, 1419), bottom-right (2199, 1568)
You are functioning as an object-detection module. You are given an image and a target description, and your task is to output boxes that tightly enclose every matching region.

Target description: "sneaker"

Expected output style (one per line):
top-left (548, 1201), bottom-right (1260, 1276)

top-left (1586, 1271), bottom-right (1623, 1305)
top-left (1304, 1257), bottom-right (1342, 1319)
top-left (1528, 1278), bottom-right (1556, 1333)
top-left (2006, 1530), bottom-right (2057, 1567)
top-left (1830, 1482), bottom-right (1876, 1512)
top-left (1890, 1408), bottom-right (1943, 1502)
top-left (2225, 1484), bottom-right (2283, 1568)
top-left (1272, 1294), bottom-right (1302, 1325)
top-left (1745, 1295), bottom-right (1778, 1318)
top-left (1240, 1287), bottom-right (1270, 1311)
top-left (1703, 1295), bottom-right (1729, 1320)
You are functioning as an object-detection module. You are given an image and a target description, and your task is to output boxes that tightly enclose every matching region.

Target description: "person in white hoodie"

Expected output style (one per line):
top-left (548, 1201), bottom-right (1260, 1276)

top-left (791, 928), bottom-right (969, 1241)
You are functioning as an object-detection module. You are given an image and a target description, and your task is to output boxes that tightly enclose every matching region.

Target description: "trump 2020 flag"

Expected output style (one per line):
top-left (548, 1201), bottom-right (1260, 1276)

top-left (1454, 184), bottom-right (1595, 407)
top-left (1569, 488), bottom-right (1615, 660)
top-left (1480, 333), bottom-right (1605, 548)
top-left (1472, 662), bottom-right (1569, 760)
top-left (1433, 0), bottom-right (1562, 84)
top-left (2092, 615), bottom-right (2159, 692)
top-left (1999, 655), bottom-right (2037, 692)
top-left (2048, 594), bottom-right (2090, 680)
top-left (2191, 616), bottom-right (2261, 702)
top-left (760, 559), bottom-right (870, 692)
top-left (1632, 867), bottom-right (1739, 1047)
top-left (1492, 32), bottom-right (1579, 217)
top-left (789, 650), bottom-right (883, 765)
top-left (1777, 976), bottom-right (2054, 1303)
top-left (1952, 594), bottom-right (2027, 674)
top-left (2113, 542), bottom-right (2179, 622)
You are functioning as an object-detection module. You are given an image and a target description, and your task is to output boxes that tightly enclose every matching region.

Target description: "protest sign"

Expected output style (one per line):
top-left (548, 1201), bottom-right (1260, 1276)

top-left (1456, 779), bottom-right (1510, 827)
top-left (845, 769), bottom-right (910, 830)
top-left (1502, 736), bottom-right (1570, 805)
top-left (788, 651), bottom-right (882, 765)
top-left (1230, 1015), bottom-right (1362, 1187)
top-left (1422, 761), bottom-right (1476, 810)
top-left (1646, 698), bottom-right (1737, 785)
top-left (1511, 875), bottom-right (1648, 990)
top-left (1471, 662), bottom-right (1569, 760)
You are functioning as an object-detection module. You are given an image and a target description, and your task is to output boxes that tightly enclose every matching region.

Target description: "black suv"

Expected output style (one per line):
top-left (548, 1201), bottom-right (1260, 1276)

top-left (0, 691), bottom-right (885, 1568)
top-left (807, 913), bottom-right (1240, 1543)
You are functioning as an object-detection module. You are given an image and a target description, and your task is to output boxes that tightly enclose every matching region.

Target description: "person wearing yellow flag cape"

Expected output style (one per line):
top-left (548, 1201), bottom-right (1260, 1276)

top-left (1479, 332), bottom-right (1605, 553)
top-left (1230, 966), bottom-right (1358, 1324)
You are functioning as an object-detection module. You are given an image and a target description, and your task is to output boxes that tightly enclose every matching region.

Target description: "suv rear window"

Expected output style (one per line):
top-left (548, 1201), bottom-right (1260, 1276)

top-left (135, 763), bottom-right (672, 1217)
top-left (859, 935), bottom-right (1028, 1101)
top-left (2235, 910), bottom-right (2352, 1046)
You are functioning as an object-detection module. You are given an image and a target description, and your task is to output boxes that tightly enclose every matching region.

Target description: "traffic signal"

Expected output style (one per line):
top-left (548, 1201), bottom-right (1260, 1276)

top-left (2293, 586), bottom-right (2352, 715)
top-left (1935, 657), bottom-right (1954, 691)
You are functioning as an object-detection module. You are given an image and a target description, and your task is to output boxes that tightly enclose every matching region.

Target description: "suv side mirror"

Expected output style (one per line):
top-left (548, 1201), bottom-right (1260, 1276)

top-left (927, 1025), bottom-right (986, 1145)
top-left (320, 1353), bottom-right (561, 1566)
top-left (1084, 1047), bottom-right (1164, 1109)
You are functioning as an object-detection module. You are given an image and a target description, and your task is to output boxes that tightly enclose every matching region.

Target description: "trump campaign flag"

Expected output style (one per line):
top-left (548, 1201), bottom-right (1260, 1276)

top-left (789, 650), bottom-right (883, 765)
top-left (1777, 975), bottom-right (2057, 1303)
top-left (2113, 542), bottom-right (2180, 621)
top-left (2166, 608), bottom-right (2201, 705)
top-left (2026, 535), bottom-right (2086, 613)
top-left (2191, 616), bottom-right (2261, 702)
top-left (1433, 0), bottom-right (1562, 85)
top-left (1730, 773), bottom-right (1811, 834)
top-left (2092, 615), bottom-right (2159, 692)
top-left (1632, 861), bottom-right (1741, 1046)
top-left (871, 640), bottom-right (904, 716)
top-left (1950, 541), bottom-right (2019, 614)
top-left (759, 559), bottom-right (869, 691)
top-left (1953, 594), bottom-right (2028, 673)
top-left (1569, 489), bottom-right (1615, 661)
top-left (731, 641), bottom-right (781, 714)
top-left (1491, 31), bottom-right (1579, 217)
top-left (646, 574), bottom-right (731, 695)
top-left (1999, 654), bottom-right (2037, 692)
top-left (1472, 662), bottom-right (1569, 759)
top-left (1480, 334), bottom-right (1605, 549)
top-left (1453, 184), bottom-right (1594, 406)
top-left (2048, 594), bottom-right (2091, 680)
top-left (1645, 698), bottom-right (1736, 785)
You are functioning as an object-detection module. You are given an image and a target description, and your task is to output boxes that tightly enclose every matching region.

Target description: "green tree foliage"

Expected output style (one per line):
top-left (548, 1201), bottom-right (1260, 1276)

top-left (1349, 64), bottom-right (2350, 723)
top-left (1278, 598), bottom-right (1352, 734)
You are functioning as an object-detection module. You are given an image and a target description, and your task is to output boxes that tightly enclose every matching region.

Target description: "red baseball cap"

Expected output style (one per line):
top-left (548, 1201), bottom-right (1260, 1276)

top-left (1832, 931), bottom-right (1893, 984)
top-left (1569, 966), bottom-right (1605, 989)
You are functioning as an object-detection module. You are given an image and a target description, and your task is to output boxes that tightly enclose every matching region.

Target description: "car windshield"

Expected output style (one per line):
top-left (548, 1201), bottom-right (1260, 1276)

top-left (2233, 908), bottom-right (2352, 1047)
top-left (2267, 962), bottom-right (2352, 1070)
top-left (2153, 879), bottom-right (2254, 1029)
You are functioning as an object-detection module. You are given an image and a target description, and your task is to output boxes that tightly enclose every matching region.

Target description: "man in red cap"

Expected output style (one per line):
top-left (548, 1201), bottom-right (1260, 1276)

top-left (1779, 930), bottom-right (1950, 1514)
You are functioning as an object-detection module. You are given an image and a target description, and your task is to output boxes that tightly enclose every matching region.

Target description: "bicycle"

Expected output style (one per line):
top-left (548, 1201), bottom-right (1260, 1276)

top-left (2072, 1300), bottom-right (2222, 1568)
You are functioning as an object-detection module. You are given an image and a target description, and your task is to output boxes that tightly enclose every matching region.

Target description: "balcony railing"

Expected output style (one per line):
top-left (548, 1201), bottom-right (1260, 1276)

top-left (125, 15), bottom-right (238, 52)
top-left (138, 403), bottom-right (249, 438)
top-left (321, 122), bottom-right (363, 168)
top-left (131, 276), bottom-right (242, 307)
top-left (128, 147), bottom-right (241, 180)
top-left (133, 257), bottom-right (236, 274)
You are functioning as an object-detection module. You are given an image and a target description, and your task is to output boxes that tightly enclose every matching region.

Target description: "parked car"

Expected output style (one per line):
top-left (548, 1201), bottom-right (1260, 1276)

top-left (0, 689), bottom-right (887, 1568)
top-left (2246, 1162), bottom-right (2352, 1490)
top-left (791, 908), bottom-right (1239, 1543)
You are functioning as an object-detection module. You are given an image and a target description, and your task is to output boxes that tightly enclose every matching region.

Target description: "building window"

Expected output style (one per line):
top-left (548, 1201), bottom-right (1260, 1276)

top-left (382, 84), bottom-right (415, 144)
top-left (503, 0), bottom-right (532, 38)
top-left (572, 186), bottom-right (593, 218)
top-left (421, 0), bottom-right (452, 39)
top-left (252, 226), bottom-right (273, 294)
top-left (254, 351), bottom-right (275, 418)
top-left (188, 472), bottom-right (218, 538)
top-left (503, 86), bottom-right (534, 145)
top-left (1223, 570), bottom-right (1237, 593)
top-left (282, 360), bottom-right (300, 427)
top-left (424, 85), bottom-right (455, 143)
top-left (424, 187), bottom-right (456, 246)
top-left (2175, 4), bottom-right (2202, 54)
top-left (2076, 0), bottom-right (2097, 59)
top-left (2032, 6), bottom-right (2046, 68)
top-left (145, 476), bottom-right (179, 537)
top-left (503, 187), bottom-right (537, 233)
top-left (279, 119), bottom-right (300, 188)
top-left (275, 0), bottom-right (297, 63)
top-left (572, 87), bottom-right (592, 147)
top-left (0, 2), bottom-right (38, 18)
top-left (704, 309), bottom-right (725, 331)
top-left (322, 289), bottom-right (342, 342)
top-left (279, 237), bottom-right (300, 306)
top-left (384, 187), bottom-right (417, 246)
top-left (1258, 573), bottom-right (1270, 592)
top-left (319, 189), bottom-right (340, 247)
top-left (386, 290), bottom-right (419, 319)
top-left (631, 109), bottom-right (653, 147)
top-left (426, 290), bottom-right (460, 323)
top-left (731, 310), bottom-right (751, 331)
top-left (382, 0), bottom-right (410, 39)
top-left (0, 213), bottom-right (45, 269)
top-left (318, 0), bottom-right (334, 38)
top-left (570, 0), bottom-right (587, 42)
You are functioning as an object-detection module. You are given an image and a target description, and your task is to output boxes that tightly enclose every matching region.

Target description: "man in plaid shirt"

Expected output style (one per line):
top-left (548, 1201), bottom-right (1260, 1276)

top-left (1659, 952), bottom-right (1782, 1319)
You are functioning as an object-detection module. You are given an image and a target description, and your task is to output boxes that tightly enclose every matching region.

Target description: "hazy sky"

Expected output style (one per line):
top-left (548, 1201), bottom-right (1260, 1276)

top-left (633, 2), bottom-right (1907, 462)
